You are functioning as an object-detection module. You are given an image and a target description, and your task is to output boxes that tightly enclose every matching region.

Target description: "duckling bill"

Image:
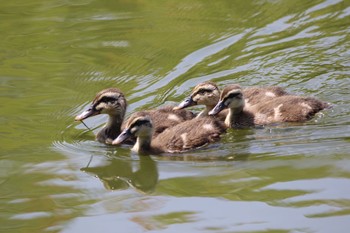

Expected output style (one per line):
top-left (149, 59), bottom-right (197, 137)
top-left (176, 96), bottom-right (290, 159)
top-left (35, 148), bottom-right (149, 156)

top-left (173, 96), bottom-right (197, 110)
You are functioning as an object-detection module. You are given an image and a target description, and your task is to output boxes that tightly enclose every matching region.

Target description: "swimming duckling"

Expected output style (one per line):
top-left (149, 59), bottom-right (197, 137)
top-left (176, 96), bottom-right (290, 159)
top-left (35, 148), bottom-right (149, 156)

top-left (131, 106), bottom-right (195, 138)
top-left (75, 88), bottom-right (195, 144)
top-left (112, 114), bottom-right (226, 154)
top-left (174, 81), bottom-right (226, 120)
top-left (174, 81), bottom-right (288, 120)
top-left (208, 84), bottom-right (330, 128)
top-left (75, 88), bottom-right (127, 144)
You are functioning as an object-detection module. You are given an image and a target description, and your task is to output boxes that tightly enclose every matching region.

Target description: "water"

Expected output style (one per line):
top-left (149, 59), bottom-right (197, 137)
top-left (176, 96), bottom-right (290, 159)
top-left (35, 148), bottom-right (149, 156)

top-left (1, 0), bottom-right (350, 232)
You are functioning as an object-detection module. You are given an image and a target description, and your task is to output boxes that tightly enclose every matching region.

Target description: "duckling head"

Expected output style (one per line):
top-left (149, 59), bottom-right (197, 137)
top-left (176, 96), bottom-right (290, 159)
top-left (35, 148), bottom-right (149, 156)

top-left (112, 115), bottom-right (153, 145)
top-left (75, 88), bottom-right (127, 121)
top-left (209, 84), bottom-right (244, 115)
top-left (174, 81), bottom-right (220, 110)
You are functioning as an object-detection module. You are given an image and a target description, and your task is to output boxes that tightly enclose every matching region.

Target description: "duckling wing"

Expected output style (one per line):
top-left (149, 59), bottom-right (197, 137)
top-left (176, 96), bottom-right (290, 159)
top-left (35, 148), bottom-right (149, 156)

top-left (148, 106), bottom-right (195, 137)
top-left (243, 86), bottom-right (289, 111)
top-left (252, 96), bottom-right (330, 123)
top-left (152, 117), bottom-right (226, 153)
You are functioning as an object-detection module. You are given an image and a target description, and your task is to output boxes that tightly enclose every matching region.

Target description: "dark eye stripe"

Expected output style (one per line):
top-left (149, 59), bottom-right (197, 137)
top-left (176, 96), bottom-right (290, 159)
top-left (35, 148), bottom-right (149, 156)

top-left (227, 93), bottom-right (240, 99)
top-left (94, 96), bottom-right (117, 107)
top-left (130, 119), bottom-right (151, 129)
top-left (100, 96), bottom-right (117, 103)
top-left (92, 96), bottom-right (117, 110)
top-left (194, 88), bottom-right (214, 95)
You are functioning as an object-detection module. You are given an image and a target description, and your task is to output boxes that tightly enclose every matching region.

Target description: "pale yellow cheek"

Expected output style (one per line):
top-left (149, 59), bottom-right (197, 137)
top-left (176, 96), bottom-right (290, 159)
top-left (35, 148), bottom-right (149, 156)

top-left (207, 96), bottom-right (219, 105)
top-left (193, 96), bottom-right (200, 102)
top-left (95, 103), bottom-right (106, 111)
top-left (229, 99), bottom-right (243, 108)
top-left (130, 127), bottom-right (138, 134)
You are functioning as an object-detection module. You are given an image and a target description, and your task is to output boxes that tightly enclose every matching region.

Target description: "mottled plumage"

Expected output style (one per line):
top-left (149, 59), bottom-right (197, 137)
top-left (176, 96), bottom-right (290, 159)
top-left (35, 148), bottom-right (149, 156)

top-left (209, 84), bottom-right (330, 128)
top-left (252, 95), bottom-right (330, 123)
top-left (129, 106), bottom-right (195, 138)
top-left (75, 88), bottom-right (195, 144)
top-left (243, 86), bottom-right (289, 111)
top-left (112, 114), bottom-right (226, 155)
top-left (174, 81), bottom-right (289, 121)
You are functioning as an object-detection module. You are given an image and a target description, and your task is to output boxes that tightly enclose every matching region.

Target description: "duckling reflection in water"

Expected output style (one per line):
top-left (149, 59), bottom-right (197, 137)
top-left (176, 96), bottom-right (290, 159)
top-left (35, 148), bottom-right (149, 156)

top-left (75, 88), bottom-right (195, 144)
top-left (112, 113), bottom-right (226, 155)
top-left (81, 154), bottom-right (158, 193)
top-left (174, 81), bottom-right (289, 121)
top-left (209, 84), bottom-right (331, 128)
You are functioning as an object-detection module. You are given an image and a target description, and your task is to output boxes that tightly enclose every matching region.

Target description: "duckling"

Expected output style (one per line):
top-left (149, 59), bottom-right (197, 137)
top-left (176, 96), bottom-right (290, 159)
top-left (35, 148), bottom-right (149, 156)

top-left (75, 88), bottom-right (127, 144)
top-left (174, 81), bottom-right (226, 120)
top-left (174, 81), bottom-right (288, 120)
top-left (75, 88), bottom-right (195, 144)
top-left (208, 84), bottom-right (330, 128)
top-left (131, 106), bottom-right (195, 138)
top-left (112, 113), bottom-right (226, 154)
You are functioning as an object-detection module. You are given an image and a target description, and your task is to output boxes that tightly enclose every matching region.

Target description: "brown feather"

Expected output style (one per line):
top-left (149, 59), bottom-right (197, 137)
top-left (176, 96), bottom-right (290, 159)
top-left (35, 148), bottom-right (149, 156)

top-left (216, 84), bottom-right (330, 128)
top-left (152, 117), bottom-right (226, 153)
top-left (252, 96), bottom-right (331, 124)
top-left (126, 106), bottom-right (195, 138)
top-left (117, 115), bottom-right (226, 154)
top-left (243, 86), bottom-right (289, 111)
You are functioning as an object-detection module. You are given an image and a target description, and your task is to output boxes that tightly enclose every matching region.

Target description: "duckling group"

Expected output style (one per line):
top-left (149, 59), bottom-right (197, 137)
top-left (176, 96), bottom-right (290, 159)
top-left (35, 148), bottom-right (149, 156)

top-left (75, 82), bottom-right (330, 155)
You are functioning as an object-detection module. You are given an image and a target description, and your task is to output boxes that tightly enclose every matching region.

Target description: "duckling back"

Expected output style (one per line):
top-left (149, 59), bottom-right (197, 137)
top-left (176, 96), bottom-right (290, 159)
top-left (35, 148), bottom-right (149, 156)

top-left (243, 86), bottom-right (289, 111)
top-left (209, 84), bottom-right (330, 128)
top-left (127, 106), bottom-right (195, 138)
top-left (252, 95), bottom-right (331, 124)
top-left (151, 117), bottom-right (226, 153)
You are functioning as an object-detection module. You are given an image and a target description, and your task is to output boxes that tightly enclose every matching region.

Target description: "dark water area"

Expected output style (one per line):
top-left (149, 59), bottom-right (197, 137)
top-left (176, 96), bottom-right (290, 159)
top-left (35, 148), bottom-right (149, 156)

top-left (1, 0), bottom-right (350, 232)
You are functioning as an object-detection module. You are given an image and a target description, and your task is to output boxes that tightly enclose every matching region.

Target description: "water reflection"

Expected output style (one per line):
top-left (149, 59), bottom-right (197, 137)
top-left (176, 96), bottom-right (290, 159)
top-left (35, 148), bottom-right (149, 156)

top-left (81, 153), bottom-right (158, 193)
